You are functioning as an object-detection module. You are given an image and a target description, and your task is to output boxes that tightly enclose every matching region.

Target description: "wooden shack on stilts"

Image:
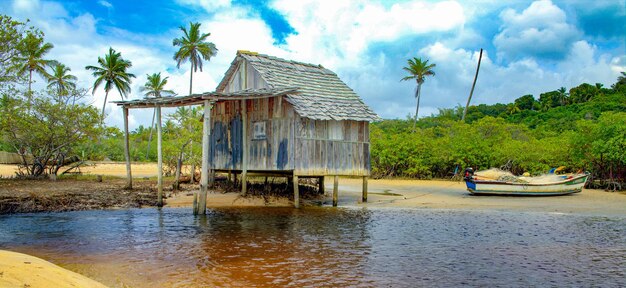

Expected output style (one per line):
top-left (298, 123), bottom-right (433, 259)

top-left (114, 51), bottom-right (380, 213)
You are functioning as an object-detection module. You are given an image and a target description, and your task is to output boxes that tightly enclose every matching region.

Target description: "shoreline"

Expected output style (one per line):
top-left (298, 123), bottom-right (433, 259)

top-left (1, 163), bottom-right (625, 216)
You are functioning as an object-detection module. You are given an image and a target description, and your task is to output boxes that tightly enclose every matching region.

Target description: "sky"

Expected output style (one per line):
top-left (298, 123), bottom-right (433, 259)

top-left (2, 0), bottom-right (625, 130)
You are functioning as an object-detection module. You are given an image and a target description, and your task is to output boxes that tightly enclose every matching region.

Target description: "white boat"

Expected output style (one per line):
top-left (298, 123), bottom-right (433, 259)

top-left (463, 168), bottom-right (589, 196)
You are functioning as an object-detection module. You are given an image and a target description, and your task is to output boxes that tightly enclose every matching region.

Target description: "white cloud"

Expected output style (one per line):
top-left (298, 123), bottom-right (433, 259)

top-left (175, 0), bottom-right (232, 11)
top-left (98, 0), bottom-right (112, 9)
top-left (493, 0), bottom-right (580, 61)
top-left (273, 0), bottom-right (465, 67)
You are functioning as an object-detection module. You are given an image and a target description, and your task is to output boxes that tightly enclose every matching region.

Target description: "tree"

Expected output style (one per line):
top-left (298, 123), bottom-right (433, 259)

top-left (0, 15), bottom-right (36, 86)
top-left (401, 57), bottom-right (436, 130)
top-left (611, 72), bottom-right (626, 93)
top-left (85, 47), bottom-right (136, 118)
top-left (140, 72), bottom-right (175, 159)
top-left (173, 22), bottom-right (217, 95)
top-left (15, 32), bottom-right (55, 103)
top-left (47, 63), bottom-right (77, 103)
top-left (0, 92), bottom-right (102, 177)
top-left (514, 94), bottom-right (536, 111)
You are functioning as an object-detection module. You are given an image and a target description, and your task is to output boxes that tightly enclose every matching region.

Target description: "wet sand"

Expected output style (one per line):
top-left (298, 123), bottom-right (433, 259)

top-left (2, 163), bottom-right (625, 215)
top-left (167, 178), bottom-right (626, 217)
top-left (0, 250), bottom-right (107, 288)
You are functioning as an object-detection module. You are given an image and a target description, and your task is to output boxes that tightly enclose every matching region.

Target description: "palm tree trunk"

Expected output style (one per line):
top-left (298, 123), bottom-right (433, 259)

top-left (101, 90), bottom-right (109, 120)
top-left (27, 70), bottom-right (33, 111)
top-left (462, 48), bottom-right (483, 122)
top-left (189, 62), bottom-right (193, 95)
top-left (146, 108), bottom-right (156, 159)
top-left (412, 83), bottom-right (422, 131)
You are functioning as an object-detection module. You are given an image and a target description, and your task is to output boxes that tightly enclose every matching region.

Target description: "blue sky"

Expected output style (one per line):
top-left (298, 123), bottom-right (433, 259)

top-left (2, 0), bottom-right (625, 129)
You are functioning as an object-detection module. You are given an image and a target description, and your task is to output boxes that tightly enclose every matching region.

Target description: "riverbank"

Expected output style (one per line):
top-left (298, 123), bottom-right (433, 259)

top-left (164, 178), bottom-right (626, 216)
top-left (0, 250), bottom-right (107, 287)
top-left (1, 163), bottom-right (625, 216)
top-left (0, 177), bottom-right (159, 214)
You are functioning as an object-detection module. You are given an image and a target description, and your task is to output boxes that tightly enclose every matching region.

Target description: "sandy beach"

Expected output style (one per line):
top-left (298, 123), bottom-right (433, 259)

top-left (0, 250), bottom-right (107, 288)
top-left (2, 163), bottom-right (625, 216)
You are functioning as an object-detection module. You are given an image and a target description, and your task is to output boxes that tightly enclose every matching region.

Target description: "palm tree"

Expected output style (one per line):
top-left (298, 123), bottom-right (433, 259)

top-left (401, 57), bottom-right (436, 129)
top-left (85, 47), bottom-right (136, 118)
top-left (47, 63), bottom-right (77, 103)
top-left (556, 87), bottom-right (568, 106)
top-left (173, 22), bottom-right (218, 95)
top-left (140, 72), bottom-right (175, 159)
top-left (16, 33), bottom-right (55, 103)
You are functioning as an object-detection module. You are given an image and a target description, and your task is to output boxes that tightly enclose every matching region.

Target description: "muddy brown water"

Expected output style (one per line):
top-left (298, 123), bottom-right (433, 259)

top-left (0, 207), bottom-right (625, 287)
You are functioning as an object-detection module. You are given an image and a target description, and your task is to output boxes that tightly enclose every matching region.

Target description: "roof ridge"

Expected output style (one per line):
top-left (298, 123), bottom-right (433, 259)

top-left (238, 50), bottom-right (328, 71)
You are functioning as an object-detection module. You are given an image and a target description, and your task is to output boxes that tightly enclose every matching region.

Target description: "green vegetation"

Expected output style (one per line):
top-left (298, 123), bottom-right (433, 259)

top-left (371, 80), bottom-right (626, 189)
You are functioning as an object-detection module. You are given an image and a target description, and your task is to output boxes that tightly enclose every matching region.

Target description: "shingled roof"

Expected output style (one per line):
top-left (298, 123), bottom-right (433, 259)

top-left (217, 51), bottom-right (381, 122)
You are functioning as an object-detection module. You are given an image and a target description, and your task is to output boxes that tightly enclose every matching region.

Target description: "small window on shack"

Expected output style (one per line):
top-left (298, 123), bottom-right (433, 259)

top-left (328, 120), bottom-right (343, 141)
top-left (253, 121), bottom-right (267, 140)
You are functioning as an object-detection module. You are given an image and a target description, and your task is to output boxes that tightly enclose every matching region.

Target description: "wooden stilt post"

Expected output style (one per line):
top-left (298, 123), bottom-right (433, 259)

top-left (293, 175), bottom-right (300, 208)
top-left (156, 105), bottom-right (163, 207)
top-left (333, 175), bottom-right (339, 207)
top-left (319, 176), bottom-right (325, 194)
top-left (241, 99), bottom-right (248, 195)
top-left (122, 107), bottom-right (132, 189)
top-left (198, 100), bottom-right (211, 215)
top-left (362, 176), bottom-right (368, 203)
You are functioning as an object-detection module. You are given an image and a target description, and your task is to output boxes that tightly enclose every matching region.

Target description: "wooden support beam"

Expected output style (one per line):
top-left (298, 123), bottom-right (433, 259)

top-left (156, 105), bottom-right (163, 207)
top-left (362, 176), bottom-right (368, 203)
top-left (319, 176), bottom-right (325, 194)
top-left (293, 175), bottom-right (300, 208)
top-left (333, 175), bottom-right (339, 207)
top-left (198, 100), bottom-right (211, 215)
top-left (241, 99), bottom-right (248, 195)
top-left (122, 107), bottom-right (132, 189)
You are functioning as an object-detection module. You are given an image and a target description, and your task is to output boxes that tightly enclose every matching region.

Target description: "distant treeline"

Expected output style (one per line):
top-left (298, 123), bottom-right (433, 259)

top-left (370, 77), bottom-right (626, 189)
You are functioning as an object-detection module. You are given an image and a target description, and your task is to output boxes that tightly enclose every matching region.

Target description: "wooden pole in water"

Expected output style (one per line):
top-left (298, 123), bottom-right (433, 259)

top-left (123, 107), bottom-right (132, 189)
top-left (198, 100), bottom-right (211, 215)
top-left (241, 99), bottom-right (248, 195)
top-left (293, 174), bottom-right (300, 208)
top-left (333, 175), bottom-right (339, 207)
top-left (362, 176), bottom-right (368, 203)
top-left (156, 105), bottom-right (163, 207)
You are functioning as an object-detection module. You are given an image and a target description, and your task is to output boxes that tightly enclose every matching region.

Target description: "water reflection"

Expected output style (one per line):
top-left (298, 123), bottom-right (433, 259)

top-left (0, 208), bottom-right (624, 287)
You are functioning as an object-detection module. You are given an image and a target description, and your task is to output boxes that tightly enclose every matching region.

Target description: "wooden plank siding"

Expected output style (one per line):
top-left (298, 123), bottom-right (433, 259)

top-left (209, 96), bottom-right (370, 176)
top-left (293, 117), bottom-right (369, 176)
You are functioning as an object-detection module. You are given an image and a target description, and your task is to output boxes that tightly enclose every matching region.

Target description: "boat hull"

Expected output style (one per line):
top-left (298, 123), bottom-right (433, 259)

top-left (465, 174), bottom-right (589, 196)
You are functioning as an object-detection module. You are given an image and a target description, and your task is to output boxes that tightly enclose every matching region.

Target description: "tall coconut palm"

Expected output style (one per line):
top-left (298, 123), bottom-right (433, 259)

top-left (173, 22), bottom-right (218, 95)
top-left (16, 33), bottom-right (55, 103)
top-left (401, 57), bottom-right (436, 130)
top-left (85, 47), bottom-right (136, 118)
top-left (47, 63), bottom-right (77, 103)
top-left (140, 72), bottom-right (175, 159)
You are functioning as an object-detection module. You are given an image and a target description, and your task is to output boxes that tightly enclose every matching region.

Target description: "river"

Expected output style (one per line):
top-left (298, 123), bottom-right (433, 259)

top-left (1, 207), bottom-right (625, 287)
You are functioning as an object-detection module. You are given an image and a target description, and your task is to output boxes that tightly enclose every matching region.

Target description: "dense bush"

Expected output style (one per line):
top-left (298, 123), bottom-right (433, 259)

top-left (370, 84), bottom-right (626, 187)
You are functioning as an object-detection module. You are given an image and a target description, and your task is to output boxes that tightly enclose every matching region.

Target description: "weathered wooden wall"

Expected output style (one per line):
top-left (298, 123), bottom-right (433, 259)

top-left (223, 60), bottom-right (268, 93)
top-left (294, 118), bottom-right (370, 176)
top-left (210, 96), bottom-right (295, 171)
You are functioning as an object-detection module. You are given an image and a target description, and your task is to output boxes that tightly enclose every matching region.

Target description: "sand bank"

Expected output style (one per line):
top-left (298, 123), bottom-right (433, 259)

top-left (0, 250), bottom-right (107, 288)
top-left (165, 178), bottom-right (626, 217)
